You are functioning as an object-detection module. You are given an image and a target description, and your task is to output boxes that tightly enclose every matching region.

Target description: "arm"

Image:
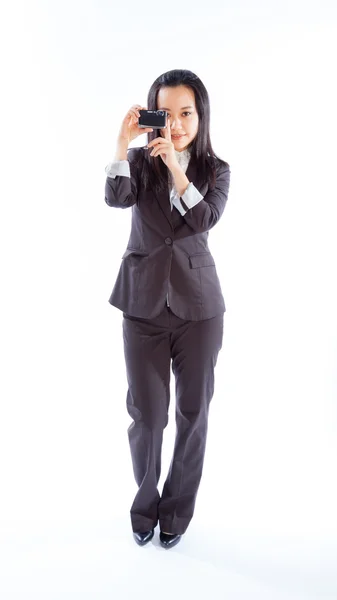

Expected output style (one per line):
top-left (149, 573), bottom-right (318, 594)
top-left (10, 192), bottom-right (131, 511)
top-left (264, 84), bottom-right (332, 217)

top-left (170, 182), bottom-right (204, 216)
top-left (104, 147), bottom-right (140, 209)
top-left (178, 162), bottom-right (231, 233)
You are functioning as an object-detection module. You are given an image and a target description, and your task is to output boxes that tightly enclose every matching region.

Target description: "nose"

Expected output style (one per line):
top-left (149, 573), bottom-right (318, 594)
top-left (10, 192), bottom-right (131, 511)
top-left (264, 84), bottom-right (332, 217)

top-left (170, 116), bottom-right (183, 129)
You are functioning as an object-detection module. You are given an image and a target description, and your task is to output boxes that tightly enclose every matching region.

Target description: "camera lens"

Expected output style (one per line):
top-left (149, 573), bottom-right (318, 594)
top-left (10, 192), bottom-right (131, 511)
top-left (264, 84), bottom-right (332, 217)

top-left (157, 110), bottom-right (164, 116)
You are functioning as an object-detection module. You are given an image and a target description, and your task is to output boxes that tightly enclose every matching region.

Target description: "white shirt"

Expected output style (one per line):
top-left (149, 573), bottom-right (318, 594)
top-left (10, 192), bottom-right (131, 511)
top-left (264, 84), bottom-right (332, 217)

top-left (105, 147), bottom-right (203, 216)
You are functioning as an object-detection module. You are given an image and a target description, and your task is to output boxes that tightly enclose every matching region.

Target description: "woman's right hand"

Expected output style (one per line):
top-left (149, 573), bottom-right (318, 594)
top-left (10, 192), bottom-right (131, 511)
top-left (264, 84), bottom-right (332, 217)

top-left (117, 104), bottom-right (153, 144)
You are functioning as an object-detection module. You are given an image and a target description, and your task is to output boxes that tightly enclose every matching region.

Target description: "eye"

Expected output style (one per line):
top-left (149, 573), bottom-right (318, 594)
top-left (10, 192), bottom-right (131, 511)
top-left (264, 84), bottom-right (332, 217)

top-left (167, 112), bottom-right (192, 118)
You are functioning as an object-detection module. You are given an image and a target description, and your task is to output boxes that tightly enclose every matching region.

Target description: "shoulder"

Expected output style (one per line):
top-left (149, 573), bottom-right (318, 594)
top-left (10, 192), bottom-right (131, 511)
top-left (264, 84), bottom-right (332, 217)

top-left (208, 155), bottom-right (230, 193)
top-left (126, 145), bottom-right (147, 166)
top-left (206, 152), bottom-right (230, 174)
top-left (212, 155), bottom-right (230, 174)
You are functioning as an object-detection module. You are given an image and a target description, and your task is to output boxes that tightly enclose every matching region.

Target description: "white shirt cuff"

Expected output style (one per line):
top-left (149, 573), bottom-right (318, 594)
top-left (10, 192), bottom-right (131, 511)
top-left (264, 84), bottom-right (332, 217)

top-left (171, 191), bottom-right (187, 215)
top-left (105, 160), bottom-right (130, 179)
top-left (171, 182), bottom-right (204, 215)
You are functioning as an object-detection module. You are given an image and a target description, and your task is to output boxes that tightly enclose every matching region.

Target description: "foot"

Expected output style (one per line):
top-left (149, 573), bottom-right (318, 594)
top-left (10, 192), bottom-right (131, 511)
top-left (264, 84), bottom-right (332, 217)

top-left (133, 529), bottom-right (154, 546)
top-left (159, 530), bottom-right (182, 549)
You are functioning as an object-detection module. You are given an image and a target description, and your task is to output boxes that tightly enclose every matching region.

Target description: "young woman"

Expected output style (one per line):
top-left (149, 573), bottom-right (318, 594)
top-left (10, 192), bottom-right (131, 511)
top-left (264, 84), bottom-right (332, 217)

top-left (104, 69), bottom-right (231, 549)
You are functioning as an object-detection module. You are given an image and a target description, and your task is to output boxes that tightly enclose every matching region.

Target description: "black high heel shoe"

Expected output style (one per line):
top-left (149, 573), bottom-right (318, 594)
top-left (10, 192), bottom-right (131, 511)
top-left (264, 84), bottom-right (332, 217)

top-left (159, 531), bottom-right (182, 549)
top-left (133, 529), bottom-right (154, 546)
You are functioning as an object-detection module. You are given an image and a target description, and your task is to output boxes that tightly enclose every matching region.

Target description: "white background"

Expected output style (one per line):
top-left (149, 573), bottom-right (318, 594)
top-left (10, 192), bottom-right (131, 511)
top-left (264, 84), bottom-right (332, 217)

top-left (1, 0), bottom-right (337, 598)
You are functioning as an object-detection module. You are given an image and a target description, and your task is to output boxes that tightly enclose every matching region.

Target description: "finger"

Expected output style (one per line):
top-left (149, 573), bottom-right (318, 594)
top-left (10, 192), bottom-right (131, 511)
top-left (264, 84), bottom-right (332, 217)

top-left (125, 110), bottom-right (138, 123)
top-left (161, 117), bottom-right (171, 141)
top-left (134, 105), bottom-right (148, 117)
top-left (150, 144), bottom-right (168, 156)
top-left (166, 117), bottom-right (171, 140)
top-left (151, 151), bottom-right (166, 161)
top-left (147, 137), bottom-right (163, 148)
top-left (149, 144), bottom-right (160, 156)
top-left (127, 106), bottom-right (143, 120)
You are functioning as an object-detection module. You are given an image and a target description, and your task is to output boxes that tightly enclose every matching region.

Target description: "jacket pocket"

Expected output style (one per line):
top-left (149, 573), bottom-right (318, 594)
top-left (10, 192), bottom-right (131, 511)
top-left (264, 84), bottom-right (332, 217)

top-left (189, 252), bottom-right (215, 268)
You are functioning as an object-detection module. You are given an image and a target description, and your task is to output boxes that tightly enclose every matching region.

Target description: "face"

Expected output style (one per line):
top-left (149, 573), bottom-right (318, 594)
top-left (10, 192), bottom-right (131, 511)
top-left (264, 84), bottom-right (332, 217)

top-left (157, 85), bottom-right (199, 152)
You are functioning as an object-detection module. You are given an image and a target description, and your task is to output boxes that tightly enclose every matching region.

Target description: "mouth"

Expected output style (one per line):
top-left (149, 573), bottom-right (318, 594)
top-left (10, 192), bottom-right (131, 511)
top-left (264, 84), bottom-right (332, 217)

top-left (171, 134), bottom-right (185, 139)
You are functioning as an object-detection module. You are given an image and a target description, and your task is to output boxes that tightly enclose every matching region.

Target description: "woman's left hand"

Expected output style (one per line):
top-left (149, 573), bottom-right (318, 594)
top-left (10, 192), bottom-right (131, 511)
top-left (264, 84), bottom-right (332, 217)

top-left (147, 118), bottom-right (178, 171)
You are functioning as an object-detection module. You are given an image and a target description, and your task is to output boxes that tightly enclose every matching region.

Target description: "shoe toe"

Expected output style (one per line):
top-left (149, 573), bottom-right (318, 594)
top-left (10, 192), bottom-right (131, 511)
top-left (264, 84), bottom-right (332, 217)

top-left (133, 529), bottom-right (154, 545)
top-left (159, 531), bottom-right (182, 548)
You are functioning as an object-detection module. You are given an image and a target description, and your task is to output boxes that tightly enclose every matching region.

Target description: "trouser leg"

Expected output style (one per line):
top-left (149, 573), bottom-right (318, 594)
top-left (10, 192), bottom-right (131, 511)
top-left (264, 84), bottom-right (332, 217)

top-left (122, 309), bottom-right (171, 532)
top-left (158, 310), bottom-right (224, 535)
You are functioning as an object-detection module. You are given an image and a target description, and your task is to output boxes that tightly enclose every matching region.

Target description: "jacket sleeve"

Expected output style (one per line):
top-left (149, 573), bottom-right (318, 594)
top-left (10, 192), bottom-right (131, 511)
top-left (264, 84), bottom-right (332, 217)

top-left (104, 147), bottom-right (140, 208)
top-left (180, 161), bottom-right (230, 233)
top-left (171, 183), bottom-right (204, 215)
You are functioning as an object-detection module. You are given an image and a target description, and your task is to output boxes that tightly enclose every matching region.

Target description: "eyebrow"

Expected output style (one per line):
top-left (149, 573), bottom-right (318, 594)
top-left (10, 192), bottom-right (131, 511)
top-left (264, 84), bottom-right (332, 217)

top-left (159, 105), bottom-right (194, 110)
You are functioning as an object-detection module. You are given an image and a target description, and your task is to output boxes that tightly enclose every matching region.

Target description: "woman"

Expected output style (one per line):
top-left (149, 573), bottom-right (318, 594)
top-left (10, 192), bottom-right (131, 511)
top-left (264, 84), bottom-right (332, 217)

top-left (104, 69), bottom-right (231, 549)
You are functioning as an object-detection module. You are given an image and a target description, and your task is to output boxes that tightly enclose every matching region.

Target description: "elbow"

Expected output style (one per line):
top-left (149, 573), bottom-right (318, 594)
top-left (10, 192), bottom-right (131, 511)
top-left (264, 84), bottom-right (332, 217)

top-left (104, 176), bottom-right (136, 208)
top-left (104, 193), bottom-right (136, 208)
top-left (105, 194), bottom-right (114, 207)
top-left (104, 182), bottom-right (117, 206)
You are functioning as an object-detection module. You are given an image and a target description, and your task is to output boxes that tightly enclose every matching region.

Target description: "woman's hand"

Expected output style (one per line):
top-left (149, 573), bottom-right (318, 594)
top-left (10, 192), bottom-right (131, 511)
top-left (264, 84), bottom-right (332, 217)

top-left (117, 105), bottom-right (153, 144)
top-left (147, 118), bottom-right (179, 171)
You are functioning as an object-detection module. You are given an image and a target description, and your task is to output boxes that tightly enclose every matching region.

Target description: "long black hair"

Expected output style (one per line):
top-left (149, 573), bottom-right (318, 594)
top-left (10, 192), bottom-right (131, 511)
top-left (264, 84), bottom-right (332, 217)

top-left (135, 69), bottom-right (228, 196)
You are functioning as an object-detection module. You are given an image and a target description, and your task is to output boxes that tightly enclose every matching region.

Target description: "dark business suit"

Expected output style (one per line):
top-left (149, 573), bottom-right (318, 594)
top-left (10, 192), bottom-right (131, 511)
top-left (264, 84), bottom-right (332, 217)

top-left (105, 146), bottom-right (230, 534)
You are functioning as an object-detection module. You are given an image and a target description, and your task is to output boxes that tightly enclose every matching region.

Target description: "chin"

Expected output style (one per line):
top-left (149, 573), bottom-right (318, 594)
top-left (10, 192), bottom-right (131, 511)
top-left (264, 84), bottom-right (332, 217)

top-left (173, 138), bottom-right (189, 147)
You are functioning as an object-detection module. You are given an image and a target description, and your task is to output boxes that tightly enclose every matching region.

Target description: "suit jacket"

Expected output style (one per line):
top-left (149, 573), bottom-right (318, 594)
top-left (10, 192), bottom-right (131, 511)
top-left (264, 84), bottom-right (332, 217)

top-left (104, 146), bottom-right (231, 321)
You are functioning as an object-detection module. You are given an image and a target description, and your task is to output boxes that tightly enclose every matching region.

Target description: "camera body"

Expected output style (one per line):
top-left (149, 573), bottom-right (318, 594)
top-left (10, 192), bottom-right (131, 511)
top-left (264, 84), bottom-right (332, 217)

top-left (138, 110), bottom-right (167, 129)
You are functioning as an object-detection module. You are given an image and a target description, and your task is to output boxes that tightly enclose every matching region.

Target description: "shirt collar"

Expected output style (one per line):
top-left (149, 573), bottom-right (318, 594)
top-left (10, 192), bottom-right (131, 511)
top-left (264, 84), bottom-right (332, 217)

top-left (174, 147), bottom-right (191, 163)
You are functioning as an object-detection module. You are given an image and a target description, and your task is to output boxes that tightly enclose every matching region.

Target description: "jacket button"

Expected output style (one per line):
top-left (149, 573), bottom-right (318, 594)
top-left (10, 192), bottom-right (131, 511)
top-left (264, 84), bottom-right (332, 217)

top-left (165, 237), bottom-right (172, 245)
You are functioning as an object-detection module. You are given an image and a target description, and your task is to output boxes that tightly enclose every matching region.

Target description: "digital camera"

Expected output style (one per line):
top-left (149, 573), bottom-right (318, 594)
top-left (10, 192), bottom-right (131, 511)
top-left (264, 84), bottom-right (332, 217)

top-left (138, 110), bottom-right (167, 129)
